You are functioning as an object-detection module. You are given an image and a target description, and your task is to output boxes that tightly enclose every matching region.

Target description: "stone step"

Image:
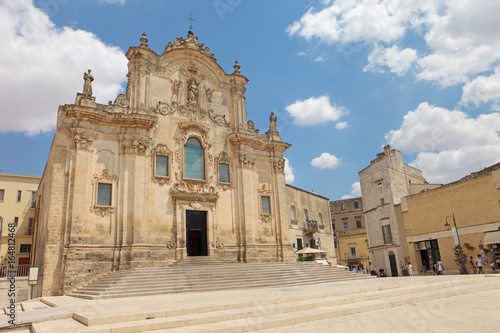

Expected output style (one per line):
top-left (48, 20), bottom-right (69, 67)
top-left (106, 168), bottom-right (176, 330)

top-left (34, 277), bottom-right (500, 332)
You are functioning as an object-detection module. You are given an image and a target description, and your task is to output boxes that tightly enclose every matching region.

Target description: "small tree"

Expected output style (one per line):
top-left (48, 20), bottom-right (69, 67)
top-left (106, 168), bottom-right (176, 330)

top-left (453, 245), bottom-right (468, 273)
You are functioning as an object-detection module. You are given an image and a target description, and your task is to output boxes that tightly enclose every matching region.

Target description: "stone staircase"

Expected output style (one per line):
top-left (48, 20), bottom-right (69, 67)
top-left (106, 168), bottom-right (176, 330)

top-left (67, 260), bottom-right (374, 300)
top-left (31, 275), bottom-right (500, 332)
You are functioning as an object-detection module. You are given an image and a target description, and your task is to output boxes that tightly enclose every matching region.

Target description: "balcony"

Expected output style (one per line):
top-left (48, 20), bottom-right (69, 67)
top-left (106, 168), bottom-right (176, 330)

top-left (30, 200), bottom-right (36, 208)
top-left (303, 220), bottom-right (318, 234)
top-left (345, 254), bottom-right (360, 260)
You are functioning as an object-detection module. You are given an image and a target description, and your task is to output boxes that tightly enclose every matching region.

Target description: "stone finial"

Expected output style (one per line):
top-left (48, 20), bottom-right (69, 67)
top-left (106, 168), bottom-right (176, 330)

top-left (384, 144), bottom-right (392, 156)
top-left (233, 60), bottom-right (241, 75)
top-left (139, 32), bottom-right (148, 48)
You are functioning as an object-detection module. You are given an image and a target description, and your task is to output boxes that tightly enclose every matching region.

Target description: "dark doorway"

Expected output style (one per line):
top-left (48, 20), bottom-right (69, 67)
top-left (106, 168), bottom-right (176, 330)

top-left (389, 252), bottom-right (398, 277)
top-left (186, 210), bottom-right (207, 256)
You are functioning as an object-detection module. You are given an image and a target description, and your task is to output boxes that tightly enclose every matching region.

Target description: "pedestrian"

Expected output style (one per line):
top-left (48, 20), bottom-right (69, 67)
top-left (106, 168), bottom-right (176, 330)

top-left (491, 261), bottom-right (496, 274)
top-left (470, 256), bottom-right (477, 274)
top-left (476, 254), bottom-right (484, 274)
top-left (408, 262), bottom-right (413, 276)
top-left (437, 260), bottom-right (444, 275)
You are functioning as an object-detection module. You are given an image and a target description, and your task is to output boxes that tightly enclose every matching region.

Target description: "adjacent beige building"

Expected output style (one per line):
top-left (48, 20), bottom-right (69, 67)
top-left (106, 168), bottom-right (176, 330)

top-left (33, 31), bottom-right (298, 296)
top-left (287, 185), bottom-right (336, 263)
top-left (330, 198), bottom-right (369, 271)
top-left (402, 163), bottom-right (500, 274)
top-left (359, 145), bottom-right (428, 276)
top-left (0, 173), bottom-right (40, 272)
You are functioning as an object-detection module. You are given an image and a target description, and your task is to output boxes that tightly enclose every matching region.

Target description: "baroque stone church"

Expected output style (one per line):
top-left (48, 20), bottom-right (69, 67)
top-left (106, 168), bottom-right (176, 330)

top-left (32, 31), bottom-right (304, 296)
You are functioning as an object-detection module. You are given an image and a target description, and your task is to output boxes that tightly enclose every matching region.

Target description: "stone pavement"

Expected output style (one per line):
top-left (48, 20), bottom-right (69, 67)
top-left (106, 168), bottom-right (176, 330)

top-left (1, 274), bottom-right (499, 332)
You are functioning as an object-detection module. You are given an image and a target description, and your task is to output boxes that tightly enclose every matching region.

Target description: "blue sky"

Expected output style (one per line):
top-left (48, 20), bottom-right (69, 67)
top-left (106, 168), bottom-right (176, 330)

top-left (1, 0), bottom-right (500, 200)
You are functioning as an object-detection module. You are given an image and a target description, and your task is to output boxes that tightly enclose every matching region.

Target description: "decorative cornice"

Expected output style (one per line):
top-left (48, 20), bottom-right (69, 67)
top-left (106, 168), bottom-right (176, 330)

top-left (228, 133), bottom-right (291, 153)
top-left (65, 105), bottom-right (157, 130)
top-left (162, 31), bottom-right (217, 63)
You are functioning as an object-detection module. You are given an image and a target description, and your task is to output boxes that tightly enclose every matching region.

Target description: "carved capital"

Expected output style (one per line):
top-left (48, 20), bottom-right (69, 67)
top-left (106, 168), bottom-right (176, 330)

top-left (74, 132), bottom-right (94, 149)
top-left (123, 140), bottom-right (149, 154)
top-left (239, 153), bottom-right (255, 169)
top-left (274, 158), bottom-right (285, 174)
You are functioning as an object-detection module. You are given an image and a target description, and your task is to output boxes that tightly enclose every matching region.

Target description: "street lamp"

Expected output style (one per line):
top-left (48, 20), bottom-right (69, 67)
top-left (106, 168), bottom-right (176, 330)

top-left (444, 213), bottom-right (467, 274)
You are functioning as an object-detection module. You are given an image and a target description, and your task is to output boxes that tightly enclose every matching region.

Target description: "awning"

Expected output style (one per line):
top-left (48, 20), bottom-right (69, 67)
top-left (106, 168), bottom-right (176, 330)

top-left (483, 231), bottom-right (500, 245)
top-left (294, 247), bottom-right (327, 254)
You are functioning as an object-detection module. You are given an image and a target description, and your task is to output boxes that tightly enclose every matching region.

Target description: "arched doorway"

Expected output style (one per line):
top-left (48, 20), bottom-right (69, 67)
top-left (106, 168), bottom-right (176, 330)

top-left (388, 252), bottom-right (398, 277)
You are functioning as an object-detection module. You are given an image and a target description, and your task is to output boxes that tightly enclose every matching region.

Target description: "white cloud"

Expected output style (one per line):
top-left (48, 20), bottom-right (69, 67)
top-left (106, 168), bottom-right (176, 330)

top-left (0, 0), bottom-right (127, 135)
top-left (297, 51), bottom-right (306, 56)
top-left (341, 181), bottom-right (361, 199)
top-left (284, 158), bottom-right (295, 184)
top-left (461, 67), bottom-right (500, 106)
top-left (388, 102), bottom-right (500, 153)
top-left (288, 0), bottom-right (500, 87)
top-left (335, 121), bottom-right (348, 130)
top-left (388, 102), bottom-right (500, 183)
top-left (364, 44), bottom-right (417, 76)
top-left (285, 95), bottom-right (347, 126)
top-left (311, 153), bottom-right (341, 169)
top-left (314, 55), bottom-right (325, 62)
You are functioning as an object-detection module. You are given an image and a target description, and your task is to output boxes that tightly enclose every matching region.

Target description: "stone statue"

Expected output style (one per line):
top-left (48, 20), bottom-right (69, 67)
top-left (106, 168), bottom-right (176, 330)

top-left (269, 112), bottom-right (277, 132)
top-left (83, 69), bottom-right (94, 96)
top-left (187, 80), bottom-right (198, 103)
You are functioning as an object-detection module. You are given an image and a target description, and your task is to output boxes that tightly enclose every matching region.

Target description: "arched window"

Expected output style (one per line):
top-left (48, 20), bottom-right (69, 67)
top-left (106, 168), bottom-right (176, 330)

top-left (184, 137), bottom-right (204, 179)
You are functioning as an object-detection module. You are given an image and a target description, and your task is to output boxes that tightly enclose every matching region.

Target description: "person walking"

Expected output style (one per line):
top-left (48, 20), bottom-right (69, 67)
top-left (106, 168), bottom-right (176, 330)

top-left (470, 256), bottom-right (477, 274)
top-left (437, 260), bottom-right (444, 275)
top-left (476, 254), bottom-right (484, 274)
top-left (408, 262), bottom-right (413, 276)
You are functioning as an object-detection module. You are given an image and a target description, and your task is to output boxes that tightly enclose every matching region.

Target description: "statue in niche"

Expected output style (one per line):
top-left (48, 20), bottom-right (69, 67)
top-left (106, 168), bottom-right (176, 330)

top-left (83, 69), bottom-right (94, 96)
top-left (187, 80), bottom-right (198, 103)
top-left (171, 80), bottom-right (181, 101)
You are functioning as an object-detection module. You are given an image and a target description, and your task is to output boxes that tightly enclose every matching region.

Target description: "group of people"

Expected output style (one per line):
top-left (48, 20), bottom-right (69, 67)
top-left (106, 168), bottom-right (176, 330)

top-left (469, 254), bottom-right (497, 274)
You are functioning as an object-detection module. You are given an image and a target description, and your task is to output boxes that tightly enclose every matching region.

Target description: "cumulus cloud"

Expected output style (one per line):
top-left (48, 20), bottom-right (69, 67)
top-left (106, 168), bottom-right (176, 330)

top-left (288, 0), bottom-right (500, 89)
top-left (284, 158), bottom-right (295, 184)
top-left (341, 181), bottom-right (361, 199)
top-left (364, 44), bottom-right (417, 76)
top-left (461, 68), bottom-right (500, 106)
top-left (388, 102), bottom-right (500, 153)
top-left (335, 121), bottom-right (348, 130)
top-left (0, 0), bottom-right (127, 135)
top-left (388, 102), bottom-right (500, 183)
top-left (311, 153), bottom-right (341, 169)
top-left (285, 95), bottom-right (347, 126)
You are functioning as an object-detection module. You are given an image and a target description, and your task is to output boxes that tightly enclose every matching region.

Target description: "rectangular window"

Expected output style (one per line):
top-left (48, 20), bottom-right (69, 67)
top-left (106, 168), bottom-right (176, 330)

top-left (27, 218), bottom-right (34, 235)
top-left (356, 220), bottom-right (362, 228)
top-left (350, 247), bottom-right (357, 256)
top-left (261, 196), bottom-right (271, 214)
top-left (0, 189), bottom-right (4, 201)
top-left (20, 244), bottom-right (31, 253)
top-left (155, 155), bottom-right (169, 177)
top-left (382, 224), bottom-right (393, 244)
top-left (297, 238), bottom-right (303, 250)
top-left (318, 213), bottom-right (323, 225)
top-left (97, 183), bottom-right (112, 206)
top-left (343, 222), bottom-right (348, 229)
top-left (304, 209), bottom-right (309, 221)
top-left (332, 223), bottom-right (335, 230)
top-left (14, 217), bottom-right (19, 227)
top-left (377, 183), bottom-right (385, 205)
top-left (354, 201), bottom-right (359, 208)
top-left (17, 190), bottom-right (22, 202)
top-left (341, 203), bottom-right (346, 210)
top-left (219, 163), bottom-right (230, 183)
top-left (30, 191), bottom-right (37, 208)
top-left (290, 205), bottom-right (296, 221)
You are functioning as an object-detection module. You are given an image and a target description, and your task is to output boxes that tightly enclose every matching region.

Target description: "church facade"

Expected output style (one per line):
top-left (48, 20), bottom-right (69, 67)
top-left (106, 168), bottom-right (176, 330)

top-left (32, 31), bottom-right (300, 296)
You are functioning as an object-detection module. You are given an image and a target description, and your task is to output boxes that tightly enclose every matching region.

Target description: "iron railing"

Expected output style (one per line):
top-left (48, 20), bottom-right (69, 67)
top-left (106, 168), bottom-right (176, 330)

top-left (0, 264), bottom-right (31, 277)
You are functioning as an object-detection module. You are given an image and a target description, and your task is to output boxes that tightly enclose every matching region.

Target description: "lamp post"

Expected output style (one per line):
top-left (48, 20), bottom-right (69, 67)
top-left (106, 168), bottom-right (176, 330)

top-left (444, 213), bottom-right (467, 274)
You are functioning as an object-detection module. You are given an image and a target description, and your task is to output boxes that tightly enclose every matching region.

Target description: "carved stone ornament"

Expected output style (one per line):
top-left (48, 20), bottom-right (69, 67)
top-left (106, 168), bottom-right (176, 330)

top-left (274, 158), bottom-right (285, 174)
top-left (187, 79), bottom-right (199, 103)
top-left (189, 201), bottom-right (203, 210)
top-left (74, 132), bottom-right (94, 149)
top-left (113, 94), bottom-right (129, 108)
top-left (171, 178), bottom-right (217, 196)
top-left (247, 120), bottom-right (259, 133)
top-left (216, 239), bottom-right (224, 249)
top-left (178, 240), bottom-right (185, 247)
top-left (123, 140), bottom-right (150, 154)
top-left (239, 153), bottom-right (255, 169)
top-left (91, 206), bottom-right (116, 217)
top-left (166, 237), bottom-right (177, 249)
top-left (162, 31), bottom-right (217, 63)
top-left (260, 214), bottom-right (272, 223)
